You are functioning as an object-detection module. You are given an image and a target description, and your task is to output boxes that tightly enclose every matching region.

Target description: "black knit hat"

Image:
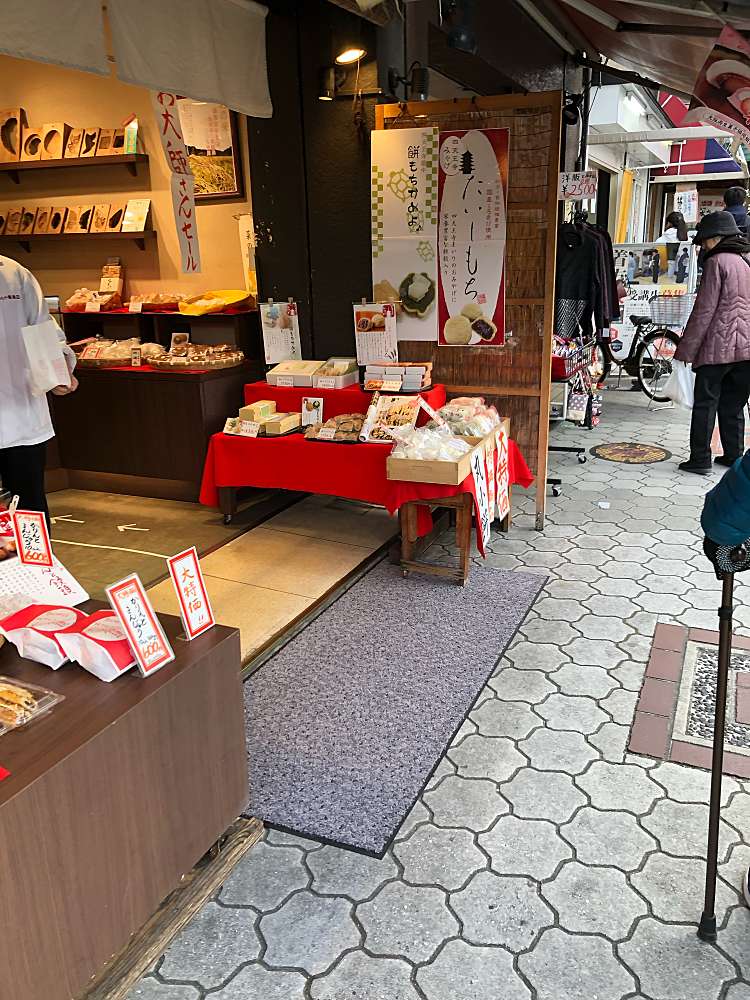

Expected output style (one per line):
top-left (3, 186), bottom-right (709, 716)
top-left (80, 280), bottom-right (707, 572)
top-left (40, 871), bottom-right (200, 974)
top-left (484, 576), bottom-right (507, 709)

top-left (693, 210), bottom-right (740, 244)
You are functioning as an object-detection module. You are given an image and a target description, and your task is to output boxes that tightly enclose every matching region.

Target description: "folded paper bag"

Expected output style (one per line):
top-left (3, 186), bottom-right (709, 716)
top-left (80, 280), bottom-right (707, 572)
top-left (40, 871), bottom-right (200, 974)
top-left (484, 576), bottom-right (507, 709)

top-left (22, 319), bottom-right (70, 397)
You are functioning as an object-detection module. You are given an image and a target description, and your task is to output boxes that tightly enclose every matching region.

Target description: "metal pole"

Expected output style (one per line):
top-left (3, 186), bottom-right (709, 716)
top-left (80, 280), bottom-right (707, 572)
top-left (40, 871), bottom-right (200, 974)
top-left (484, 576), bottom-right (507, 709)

top-left (576, 66), bottom-right (591, 173)
top-left (698, 571), bottom-right (734, 942)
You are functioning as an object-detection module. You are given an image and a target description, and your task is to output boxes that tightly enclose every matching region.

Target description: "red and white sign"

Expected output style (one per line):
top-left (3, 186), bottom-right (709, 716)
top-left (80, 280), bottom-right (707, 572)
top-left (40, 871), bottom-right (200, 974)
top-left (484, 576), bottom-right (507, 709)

top-left (167, 547), bottom-right (215, 640)
top-left (56, 610), bottom-right (137, 683)
top-left (151, 91), bottom-right (201, 273)
top-left (438, 127), bottom-right (509, 348)
top-left (12, 510), bottom-right (53, 567)
top-left (106, 574), bottom-right (174, 676)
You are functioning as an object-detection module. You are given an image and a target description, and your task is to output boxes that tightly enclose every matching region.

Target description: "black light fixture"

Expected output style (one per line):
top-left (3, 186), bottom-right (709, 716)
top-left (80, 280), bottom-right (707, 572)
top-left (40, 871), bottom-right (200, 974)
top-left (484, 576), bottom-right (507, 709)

top-left (445, 0), bottom-right (477, 56)
top-left (562, 93), bottom-right (583, 126)
top-left (319, 67), bottom-right (336, 102)
top-left (388, 62), bottom-right (430, 101)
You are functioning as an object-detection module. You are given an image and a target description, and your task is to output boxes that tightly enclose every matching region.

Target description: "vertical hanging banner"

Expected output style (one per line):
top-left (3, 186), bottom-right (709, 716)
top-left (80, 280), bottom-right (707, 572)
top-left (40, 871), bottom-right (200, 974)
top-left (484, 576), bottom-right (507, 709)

top-left (150, 93), bottom-right (201, 273)
top-left (237, 213), bottom-right (258, 297)
top-left (438, 128), bottom-right (509, 347)
top-left (371, 126), bottom-right (439, 342)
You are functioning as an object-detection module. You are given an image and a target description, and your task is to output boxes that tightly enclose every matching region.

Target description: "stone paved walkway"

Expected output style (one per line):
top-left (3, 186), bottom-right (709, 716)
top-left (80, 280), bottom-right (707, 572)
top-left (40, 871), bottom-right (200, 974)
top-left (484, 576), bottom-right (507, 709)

top-left (130, 390), bottom-right (750, 1000)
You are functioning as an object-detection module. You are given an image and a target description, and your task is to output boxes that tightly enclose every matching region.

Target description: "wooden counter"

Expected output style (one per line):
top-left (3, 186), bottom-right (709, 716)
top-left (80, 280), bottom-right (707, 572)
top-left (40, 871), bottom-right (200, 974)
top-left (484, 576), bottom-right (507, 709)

top-left (0, 609), bottom-right (247, 1000)
top-left (50, 363), bottom-right (260, 501)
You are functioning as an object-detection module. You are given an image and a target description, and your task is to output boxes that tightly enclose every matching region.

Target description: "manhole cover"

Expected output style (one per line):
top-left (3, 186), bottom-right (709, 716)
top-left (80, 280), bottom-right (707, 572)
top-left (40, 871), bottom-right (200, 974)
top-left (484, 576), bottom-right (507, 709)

top-left (590, 442), bottom-right (672, 464)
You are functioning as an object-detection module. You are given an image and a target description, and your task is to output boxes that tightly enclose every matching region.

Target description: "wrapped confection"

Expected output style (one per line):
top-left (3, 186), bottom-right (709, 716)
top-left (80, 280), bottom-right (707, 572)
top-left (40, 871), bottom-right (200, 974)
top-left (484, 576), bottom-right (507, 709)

top-left (305, 412), bottom-right (365, 443)
top-left (432, 397), bottom-right (501, 437)
top-left (389, 425), bottom-right (472, 461)
top-left (65, 288), bottom-right (122, 312)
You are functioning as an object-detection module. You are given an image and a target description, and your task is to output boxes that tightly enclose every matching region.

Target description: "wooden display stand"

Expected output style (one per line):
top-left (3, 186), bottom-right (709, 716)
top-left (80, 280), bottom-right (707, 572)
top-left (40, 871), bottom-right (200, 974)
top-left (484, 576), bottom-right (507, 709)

top-left (0, 609), bottom-right (248, 1000)
top-left (376, 94), bottom-right (561, 528)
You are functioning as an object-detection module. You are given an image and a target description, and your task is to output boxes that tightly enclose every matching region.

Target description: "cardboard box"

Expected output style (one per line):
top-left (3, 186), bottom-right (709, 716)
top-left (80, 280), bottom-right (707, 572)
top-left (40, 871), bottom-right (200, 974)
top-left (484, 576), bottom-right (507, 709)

top-left (20, 126), bottom-right (43, 161)
top-left (40, 122), bottom-right (71, 160)
top-left (0, 108), bottom-right (25, 162)
top-left (264, 412), bottom-right (301, 435)
top-left (64, 127), bottom-right (83, 158)
top-left (79, 128), bottom-right (100, 157)
top-left (240, 400), bottom-right (277, 422)
top-left (386, 435), bottom-right (487, 486)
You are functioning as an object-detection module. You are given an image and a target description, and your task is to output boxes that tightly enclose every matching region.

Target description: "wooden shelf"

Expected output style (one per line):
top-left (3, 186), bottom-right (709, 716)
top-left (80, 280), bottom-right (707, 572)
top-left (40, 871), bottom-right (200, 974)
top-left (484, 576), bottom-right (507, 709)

top-left (0, 153), bottom-right (149, 184)
top-left (0, 230), bottom-right (157, 252)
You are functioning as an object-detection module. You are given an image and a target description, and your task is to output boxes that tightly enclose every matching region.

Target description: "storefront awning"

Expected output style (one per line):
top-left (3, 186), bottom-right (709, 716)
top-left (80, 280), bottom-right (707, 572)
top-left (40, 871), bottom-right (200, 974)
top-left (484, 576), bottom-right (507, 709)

top-left (544, 0), bottom-right (750, 96)
top-left (0, 0), bottom-right (272, 118)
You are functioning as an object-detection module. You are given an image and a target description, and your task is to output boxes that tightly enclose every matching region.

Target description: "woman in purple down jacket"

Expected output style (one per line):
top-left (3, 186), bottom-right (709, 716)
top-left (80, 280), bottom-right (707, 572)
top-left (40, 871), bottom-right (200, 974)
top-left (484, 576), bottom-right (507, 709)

top-left (674, 211), bottom-right (750, 475)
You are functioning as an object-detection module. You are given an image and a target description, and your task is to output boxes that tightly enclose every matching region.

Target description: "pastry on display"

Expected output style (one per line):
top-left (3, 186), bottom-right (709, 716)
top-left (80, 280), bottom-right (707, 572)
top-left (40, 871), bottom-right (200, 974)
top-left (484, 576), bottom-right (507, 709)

top-left (360, 393), bottom-right (420, 442)
top-left (264, 412), bottom-right (302, 435)
top-left (389, 425), bottom-right (472, 461)
top-left (126, 291), bottom-right (186, 311)
top-left (0, 681), bottom-right (38, 725)
top-left (316, 358), bottom-right (358, 377)
top-left (178, 289), bottom-right (253, 315)
top-left (267, 360), bottom-right (325, 386)
top-left (240, 400), bottom-right (277, 422)
top-left (150, 343), bottom-right (244, 370)
top-left (433, 397), bottom-right (501, 436)
top-left (304, 412), bottom-right (365, 443)
top-left (65, 288), bottom-right (122, 312)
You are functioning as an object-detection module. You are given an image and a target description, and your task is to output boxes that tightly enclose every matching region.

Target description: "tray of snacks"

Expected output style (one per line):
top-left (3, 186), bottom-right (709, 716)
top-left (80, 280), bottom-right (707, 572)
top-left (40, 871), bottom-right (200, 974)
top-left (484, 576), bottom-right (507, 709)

top-left (65, 288), bottom-right (122, 312)
top-left (126, 292), bottom-right (186, 311)
top-left (0, 676), bottom-right (65, 736)
top-left (150, 344), bottom-right (244, 370)
top-left (75, 339), bottom-right (169, 367)
top-left (304, 412), bottom-right (365, 443)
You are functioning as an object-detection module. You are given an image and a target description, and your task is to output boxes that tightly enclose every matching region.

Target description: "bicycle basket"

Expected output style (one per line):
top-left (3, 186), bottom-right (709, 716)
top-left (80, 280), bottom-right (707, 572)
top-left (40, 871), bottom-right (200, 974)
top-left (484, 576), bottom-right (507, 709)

top-left (649, 294), bottom-right (695, 327)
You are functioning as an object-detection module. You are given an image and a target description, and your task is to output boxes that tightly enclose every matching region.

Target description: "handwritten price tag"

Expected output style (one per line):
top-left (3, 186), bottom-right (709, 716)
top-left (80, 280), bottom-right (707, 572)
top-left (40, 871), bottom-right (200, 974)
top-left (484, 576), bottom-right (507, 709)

top-left (239, 420), bottom-right (260, 437)
top-left (381, 380), bottom-right (403, 392)
top-left (317, 426), bottom-right (336, 440)
top-left (167, 547), bottom-right (214, 640)
top-left (11, 510), bottom-right (53, 567)
top-left (106, 573), bottom-right (174, 676)
top-left (276, 375), bottom-right (295, 387)
top-left (128, 300), bottom-right (144, 313)
top-left (558, 170), bottom-right (598, 201)
top-left (84, 301), bottom-right (101, 313)
top-left (316, 376), bottom-right (337, 389)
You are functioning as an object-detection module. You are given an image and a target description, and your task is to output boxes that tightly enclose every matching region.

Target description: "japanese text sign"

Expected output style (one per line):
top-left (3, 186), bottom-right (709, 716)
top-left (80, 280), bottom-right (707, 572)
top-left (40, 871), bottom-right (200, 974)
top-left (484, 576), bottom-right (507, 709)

top-left (438, 128), bottom-right (509, 347)
top-left (260, 301), bottom-right (302, 364)
top-left (12, 510), bottom-right (52, 567)
top-left (106, 574), bottom-right (175, 676)
top-left (167, 547), bottom-right (215, 640)
top-left (684, 26), bottom-right (750, 147)
top-left (558, 170), bottom-right (597, 201)
top-left (470, 450), bottom-right (492, 553)
top-left (151, 91), bottom-right (201, 273)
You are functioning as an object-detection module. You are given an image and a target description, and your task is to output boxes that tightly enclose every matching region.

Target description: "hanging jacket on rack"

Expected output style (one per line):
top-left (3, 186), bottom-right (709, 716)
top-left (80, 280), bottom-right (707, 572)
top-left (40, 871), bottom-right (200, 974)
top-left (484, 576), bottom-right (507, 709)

top-left (554, 223), bottom-right (600, 339)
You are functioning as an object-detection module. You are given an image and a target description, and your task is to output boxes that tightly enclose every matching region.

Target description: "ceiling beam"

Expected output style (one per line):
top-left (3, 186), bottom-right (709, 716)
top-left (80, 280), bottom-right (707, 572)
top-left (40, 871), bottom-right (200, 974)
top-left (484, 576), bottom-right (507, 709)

top-left (589, 125), bottom-right (736, 143)
top-left (616, 21), bottom-right (722, 35)
top-left (606, 0), bottom-right (748, 24)
top-left (511, 0), bottom-right (579, 55)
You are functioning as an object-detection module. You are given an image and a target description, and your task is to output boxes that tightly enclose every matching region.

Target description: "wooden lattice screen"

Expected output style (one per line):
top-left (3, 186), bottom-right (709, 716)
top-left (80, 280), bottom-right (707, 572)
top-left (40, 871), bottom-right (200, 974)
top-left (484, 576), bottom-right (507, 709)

top-left (376, 93), bottom-right (562, 528)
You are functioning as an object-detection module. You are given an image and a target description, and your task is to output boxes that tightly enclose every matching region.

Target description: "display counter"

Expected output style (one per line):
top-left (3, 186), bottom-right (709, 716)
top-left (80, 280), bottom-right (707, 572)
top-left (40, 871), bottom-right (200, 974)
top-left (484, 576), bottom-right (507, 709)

top-left (0, 606), bottom-right (247, 1000)
top-left (51, 362), bottom-right (260, 501)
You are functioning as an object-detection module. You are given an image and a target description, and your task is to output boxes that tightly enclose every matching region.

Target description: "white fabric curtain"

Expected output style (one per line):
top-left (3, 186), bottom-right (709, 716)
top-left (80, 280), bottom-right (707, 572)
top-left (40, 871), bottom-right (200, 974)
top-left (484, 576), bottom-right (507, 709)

top-left (0, 0), bottom-right (109, 75)
top-left (108, 0), bottom-right (273, 118)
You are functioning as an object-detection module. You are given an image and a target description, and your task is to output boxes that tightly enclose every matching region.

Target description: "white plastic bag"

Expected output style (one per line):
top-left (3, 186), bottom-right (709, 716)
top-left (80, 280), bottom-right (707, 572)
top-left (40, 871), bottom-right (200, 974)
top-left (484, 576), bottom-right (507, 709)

top-left (21, 319), bottom-right (70, 397)
top-left (663, 360), bottom-right (695, 409)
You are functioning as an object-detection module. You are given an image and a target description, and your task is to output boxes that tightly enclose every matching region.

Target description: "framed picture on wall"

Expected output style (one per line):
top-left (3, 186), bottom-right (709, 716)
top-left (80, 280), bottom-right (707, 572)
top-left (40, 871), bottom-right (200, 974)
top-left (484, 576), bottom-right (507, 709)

top-left (176, 99), bottom-right (244, 201)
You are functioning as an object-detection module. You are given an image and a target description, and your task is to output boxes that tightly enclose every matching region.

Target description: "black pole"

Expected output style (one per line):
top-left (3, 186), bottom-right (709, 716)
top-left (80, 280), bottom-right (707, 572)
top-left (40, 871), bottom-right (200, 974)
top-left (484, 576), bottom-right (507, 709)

top-left (698, 570), bottom-right (734, 942)
top-left (576, 66), bottom-right (591, 173)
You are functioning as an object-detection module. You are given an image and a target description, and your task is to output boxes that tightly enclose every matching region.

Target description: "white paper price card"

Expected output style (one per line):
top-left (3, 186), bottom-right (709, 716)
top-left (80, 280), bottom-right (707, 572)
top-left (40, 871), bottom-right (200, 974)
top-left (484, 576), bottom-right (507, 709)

top-left (418, 397), bottom-right (447, 427)
top-left (276, 375), bottom-right (295, 387)
top-left (167, 547), bottom-right (214, 640)
top-left (12, 510), bottom-right (53, 568)
top-left (381, 379), bottom-right (403, 392)
top-left (106, 574), bottom-right (175, 676)
top-left (317, 426), bottom-right (336, 440)
top-left (558, 170), bottom-right (597, 200)
top-left (84, 301), bottom-right (101, 313)
top-left (316, 376), bottom-right (337, 389)
top-left (128, 300), bottom-right (144, 313)
top-left (239, 420), bottom-right (260, 437)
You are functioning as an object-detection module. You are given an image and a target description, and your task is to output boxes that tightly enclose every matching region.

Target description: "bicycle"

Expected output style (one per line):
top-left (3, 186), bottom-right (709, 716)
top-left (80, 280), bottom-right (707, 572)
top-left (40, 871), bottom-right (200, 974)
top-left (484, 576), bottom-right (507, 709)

top-left (595, 293), bottom-right (694, 402)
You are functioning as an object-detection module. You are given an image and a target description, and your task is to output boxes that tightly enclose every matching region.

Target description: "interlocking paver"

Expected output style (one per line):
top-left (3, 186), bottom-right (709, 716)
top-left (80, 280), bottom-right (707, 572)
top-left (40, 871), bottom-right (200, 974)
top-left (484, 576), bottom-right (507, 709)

top-left (618, 920), bottom-right (735, 1000)
top-left (488, 667), bottom-right (555, 704)
top-left (264, 828), bottom-right (321, 851)
top-left (127, 984), bottom-right (200, 1000)
top-left (502, 767), bottom-right (586, 822)
top-left (560, 806), bottom-right (657, 871)
top-left (536, 693), bottom-right (608, 733)
top-left (260, 891), bottom-right (360, 975)
top-left (632, 853), bottom-right (738, 923)
top-left (310, 952), bottom-right (420, 1000)
top-left (210, 965), bottom-right (307, 999)
top-left (448, 734), bottom-right (525, 781)
top-left (542, 861), bottom-right (646, 939)
top-left (417, 939), bottom-right (530, 1000)
top-left (506, 640), bottom-right (569, 672)
top-left (642, 799), bottom-right (738, 862)
top-left (563, 637), bottom-right (627, 667)
top-left (519, 727), bottom-right (598, 774)
top-left (577, 760), bottom-right (661, 813)
top-left (576, 614), bottom-right (632, 642)
top-left (423, 775), bottom-right (508, 830)
top-left (219, 841), bottom-right (308, 910)
top-left (451, 870), bottom-right (553, 950)
top-left (716, 906), bottom-right (750, 980)
top-left (480, 815), bottom-right (572, 879)
top-left (396, 799), bottom-right (431, 841)
top-left (357, 881), bottom-right (458, 963)
top-left (307, 846), bottom-right (398, 900)
top-left (520, 928), bottom-right (636, 1000)
top-left (469, 697), bottom-right (541, 739)
top-left (650, 761), bottom-right (739, 805)
top-left (521, 619), bottom-right (582, 644)
top-left (554, 662), bottom-right (618, 699)
top-left (159, 902), bottom-right (260, 987)
top-left (599, 687), bottom-right (638, 725)
top-left (394, 824), bottom-right (486, 890)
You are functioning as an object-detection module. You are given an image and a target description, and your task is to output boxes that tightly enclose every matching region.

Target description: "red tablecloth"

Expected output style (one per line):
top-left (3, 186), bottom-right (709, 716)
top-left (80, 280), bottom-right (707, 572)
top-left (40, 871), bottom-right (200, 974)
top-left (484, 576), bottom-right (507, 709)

top-left (199, 432), bottom-right (532, 547)
top-left (243, 381), bottom-right (446, 421)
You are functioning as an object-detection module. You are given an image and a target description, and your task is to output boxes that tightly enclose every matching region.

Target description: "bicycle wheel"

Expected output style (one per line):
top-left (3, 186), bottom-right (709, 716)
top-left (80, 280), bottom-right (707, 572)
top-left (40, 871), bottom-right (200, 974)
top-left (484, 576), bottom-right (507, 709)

top-left (590, 342), bottom-right (611, 387)
top-left (636, 329), bottom-right (680, 401)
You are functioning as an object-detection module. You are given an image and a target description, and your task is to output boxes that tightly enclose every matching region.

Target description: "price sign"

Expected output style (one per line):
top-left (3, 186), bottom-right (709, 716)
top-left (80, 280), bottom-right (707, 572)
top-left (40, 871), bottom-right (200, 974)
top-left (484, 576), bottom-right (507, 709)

top-left (106, 573), bottom-right (174, 676)
top-left (381, 380), bottom-right (403, 392)
top-left (558, 170), bottom-right (598, 201)
top-left (675, 187), bottom-right (699, 223)
top-left (418, 397), bottom-right (447, 427)
top-left (131, 347), bottom-right (142, 367)
top-left (239, 420), bottom-right (260, 437)
top-left (128, 300), bottom-right (144, 313)
top-left (11, 510), bottom-right (53, 567)
top-left (470, 450), bottom-right (492, 554)
top-left (84, 301), bottom-right (101, 313)
top-left (317, 426), bottom-right (336, 440)
top-left (276, 375), bottom-right (295, 387)
top-left (316, 377), bottom-right (337, 389)
top-left (167, 547), bottom-right (215, 640)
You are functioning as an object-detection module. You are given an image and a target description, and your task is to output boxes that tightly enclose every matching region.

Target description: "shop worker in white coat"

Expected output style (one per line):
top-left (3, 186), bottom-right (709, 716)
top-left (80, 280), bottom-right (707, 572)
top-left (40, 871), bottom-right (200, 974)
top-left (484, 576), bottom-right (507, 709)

top-left (0, 255), bottom-right (77, 522)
